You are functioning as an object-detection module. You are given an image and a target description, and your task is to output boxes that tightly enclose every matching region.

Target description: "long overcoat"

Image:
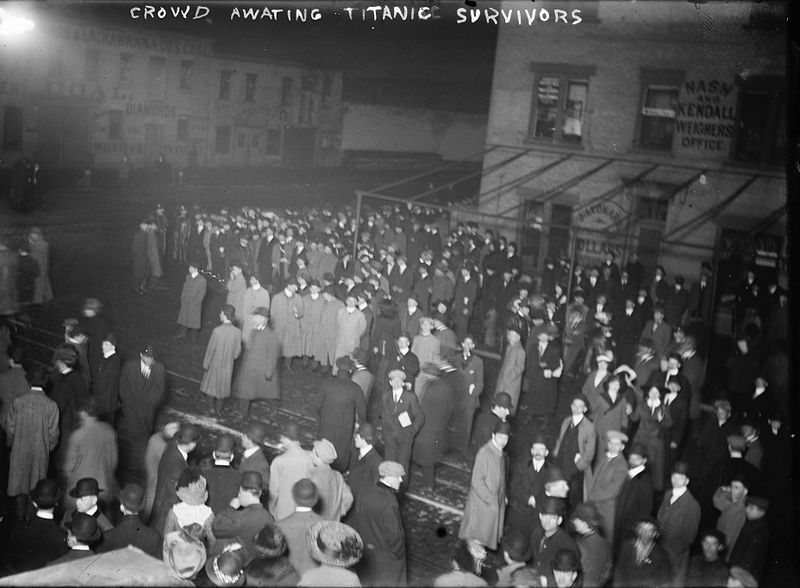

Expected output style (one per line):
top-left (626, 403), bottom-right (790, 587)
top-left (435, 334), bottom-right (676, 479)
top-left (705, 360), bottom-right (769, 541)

top-left (584, 452), bottom-right (628, 541)
top-left (412, 372), bottom-right (457, 468)
top-left (657, 488), bottom-right (701, 586)
top-left (334, 308), bottom-right (367, 364)
top-left (241, 286), bottom-right (271, 346)
top-left (150, 442), bottom-right (187, 534)
top-left (225, 273), bottom-right (247, 326)
top-left (458, 439), bottom-right (507, 550)
top-left (177, 273), bottom-right (207, 329)
top-left (5, 388), bottom-right (59, 496)
top-left (234, 326), bottom-right (280, 400)
top-left (201, 322), bottom-right (242, 399)
top-left (318, 297), bottom-right (345, 365)
top-left (63, 418), bottom-right (118, 510)
top-left (494, 341), bottom-right (525, 414)
top-left (301, 292), bottom-right (325, 357)
top-left (631, 403), bottom-right (672, 492)
top-left (30, 236), bottom-right (54, 305)
top-left (267, 443), bottom-right (314, 521)
top-left (270, 291), bottom-right (304, 357)
top-left (352, 481), bottom-right (407, 587)
top-left (94, 352), bottom-right (121, 423)
top-left (525, 339), bottom-right (563, 416)
top-left (315, 374), bottom-right (367, 472)
top-left (309, 461), bottom-right (354, 521)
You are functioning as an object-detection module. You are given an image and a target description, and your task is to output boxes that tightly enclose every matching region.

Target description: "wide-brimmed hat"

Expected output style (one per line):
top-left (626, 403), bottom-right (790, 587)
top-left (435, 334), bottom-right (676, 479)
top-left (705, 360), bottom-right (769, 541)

top-left (205, 543), bottom-right (246, 586)
top-left (493, 392), bottom-right (513, 410)
top-left (166, 529), bottom-right (207, 580)
top-left (252, 523), bottom-right (288, 559)
top-left (68, 512), bottom-right (102, 543)
top-left (500, 531), bottom-right (532, 563)
top-left (119, 483), bottom-right (146, 512)
top-left (292, 479), bottom-right (319, 507)
top-left (307, 521), bottom-right (364, 568)
top-left (69, 477), bottom-right (103, 498)
top-left (30, 479), bottom-right (61, 509)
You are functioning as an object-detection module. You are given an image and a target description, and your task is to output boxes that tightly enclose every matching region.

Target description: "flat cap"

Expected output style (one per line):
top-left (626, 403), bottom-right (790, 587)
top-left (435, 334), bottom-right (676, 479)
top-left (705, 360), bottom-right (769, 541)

top-left (378, 461), bottom-right (405, 479)
top-left (606, 430), bottom-right (629, 443)
top-left (313, 439), bottom-right (338, 465)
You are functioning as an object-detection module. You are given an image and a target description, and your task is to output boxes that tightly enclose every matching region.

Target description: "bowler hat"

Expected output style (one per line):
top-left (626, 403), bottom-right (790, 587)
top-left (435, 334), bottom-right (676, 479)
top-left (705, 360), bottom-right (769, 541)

top-left (544, 467), bottom-right (567, 486)
top-left (69, 477), bottom-right (103, 498)
top-left (68, 512), bottom-right (102, 543)
top-left (241, 472), bottom-right (264, 491)
top-left (672, 461), bottom-right (691, 477)
top-left (571, 393), bottom-right (590, 408)
top-left (493, 420), bottom-right (512, 436)
top-left (493, 392), bottom-right (513, 410)
top-left (500, 531), bottom-right (532, 563)
top-left (176, 423), bottom-right (200, 444)
top-left (30, 479), bottom-right (60, 509)
top-left (307, 521), bottom-right (364, 568)
top-left (531, 433), bottom-right (548, 447)
top-left (252, 523), bottom-right (287, 559)
top-left (540, 496), bottom-right (566, 516)
top-left (629, 442), bottom-right (649, 459)
top-left (292, 479), bottom-right (319, 507)
top-left (551, 548), bottom-right (581, 572)
top-left (571, 502), bottom-right (602, 528)
top-left (606, 430), bottom-right (629, 444)
top-left (119, 483), bottom-right (146, 512)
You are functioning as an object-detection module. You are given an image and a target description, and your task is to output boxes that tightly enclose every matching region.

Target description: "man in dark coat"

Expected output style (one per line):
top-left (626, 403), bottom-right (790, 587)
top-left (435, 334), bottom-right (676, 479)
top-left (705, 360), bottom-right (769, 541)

top-left (94, 333), bottom-right (121, 425)
top-left (523, 324), bottom-right (562, 418)
top-left (212, 472), bottom-right (274, 562)
top-left (347, 423), bottom-right (382, 504)
top-left (381, 369), bottom-right (424, 484)
top-left (78, 298), bottom-right (112, 383)
top-left (507, 434), bottom-right (551, 537)
top-left (614, 442), bottom-right (654, 553)
top-left (529, 497), bottom-right (579, 587)
top-left (150, 423), bottom-right (199, 534)
top-left (48, 344), bottom-right (90, 472)
top-left (664, 277), bottom-right (689, 328)
top-left (239, 421), bottom-right (271, 504)
top-left (8, 479), bottom-right (68, 573)
top-left (48, 513), bottom-right (102, 566)
top-left (384, 332), bottom-right (420, 395)
top-left (175, 262), bottom-right (208, 340)
top-left (469, 392), bottom-right (512, 458)
top-left (614, 517), bottom-right (672, 587)
top-left (131, 221), bottom-right (150, 294)
top-left (657, 461), bottom-right (701, 586)
top-left (204, 433), bottom-right (242, 515)
top-left (99, 483), bottom-right (162, 558)
top-left (117, 345), bottom-right (166, 486)
top-left (615, 298), bottom-right (642, 367)
top-left (352, 461), bottom-right (407, 587)
top-left (728, 496), bottom-right (770, 582)
top-left (412, 360), bottom-right (458, 488)
top-left (452, 335), bottom-right (484, 458)
top-left (314, 357), bottom-right (367, 473)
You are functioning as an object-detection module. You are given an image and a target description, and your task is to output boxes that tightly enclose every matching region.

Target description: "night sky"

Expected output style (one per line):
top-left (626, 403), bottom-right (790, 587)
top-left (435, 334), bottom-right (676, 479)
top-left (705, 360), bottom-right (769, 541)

top-left (34, 1), bottom-right (499, 82)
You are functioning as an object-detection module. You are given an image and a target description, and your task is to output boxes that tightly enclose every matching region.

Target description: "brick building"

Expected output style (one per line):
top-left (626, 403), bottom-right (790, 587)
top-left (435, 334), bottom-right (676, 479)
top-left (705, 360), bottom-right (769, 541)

top-left (0, 18), bottom-right (342, 170)
top-left (473, 0), bottom-right (786, 332)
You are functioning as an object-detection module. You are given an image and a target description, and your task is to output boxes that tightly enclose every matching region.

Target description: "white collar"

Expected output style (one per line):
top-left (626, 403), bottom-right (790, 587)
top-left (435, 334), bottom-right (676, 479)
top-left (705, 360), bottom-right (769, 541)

top-left (571, 414), bottom-right (583, 426)
top-left (243, 446), bottom-right (260, 459)
top-left (102, 349), bottom-right (116, 359)
top-left (629, 464), bottom-right (645, 478)
top-left (532, 458), bottom-right (545, 471)
top-left (295, 506), bottom-right (312, 512)
top-left (178, 446), bottom-right (189, 461)
top-left (359, 445), bottom-right (373, 459)
top-left (753, 387), bottom-right (766, 399)
top-left (671, 486), bottom-right (688, 500)
top-left (36, 509), bottom-right (55, 520)
top-left (214, 459), bottom-right (232, 466)
top-left (85, 505), bottom-right (98, 516)
top-left (71, 544), bottom-right (91, 551)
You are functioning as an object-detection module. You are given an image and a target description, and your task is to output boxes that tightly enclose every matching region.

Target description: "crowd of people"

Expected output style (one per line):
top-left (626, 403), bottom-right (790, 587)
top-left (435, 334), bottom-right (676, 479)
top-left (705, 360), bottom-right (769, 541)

top-left (0, 196), bottom-right (792, 587)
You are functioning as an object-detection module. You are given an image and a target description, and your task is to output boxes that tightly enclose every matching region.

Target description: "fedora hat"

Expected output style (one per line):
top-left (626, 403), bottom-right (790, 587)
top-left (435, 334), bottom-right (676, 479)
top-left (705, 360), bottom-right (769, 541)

top-left (166, 529), bottom-right (207, 580)
top-left (69, 477), bottom-right (102, 498)
top-left (292, 479), bottom-right (319, 508)
top-left (500, 531), bottom-right (532, 563)
top-left (30, 479), bottom-right (60, 509)
top-left (307, 521), bottom-right (364, 568)
top-left (119, 483), bottom-right (146, 513)
top-left (551, 548), bottom-right (580, 572)
top-left (68, 512), bottom-right (102, 543)
top-left (205, 543), bottom-right (246, 586)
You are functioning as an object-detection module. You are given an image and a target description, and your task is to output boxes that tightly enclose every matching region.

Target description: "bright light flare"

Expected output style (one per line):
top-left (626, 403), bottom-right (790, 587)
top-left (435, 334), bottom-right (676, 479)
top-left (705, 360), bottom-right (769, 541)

top-left (0, 8), bottom-right (35, 38)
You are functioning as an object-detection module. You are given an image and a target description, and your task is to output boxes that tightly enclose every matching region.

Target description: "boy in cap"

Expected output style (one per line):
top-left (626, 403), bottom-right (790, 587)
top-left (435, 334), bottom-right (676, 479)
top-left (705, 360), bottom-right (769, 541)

top-left (309, 439), bottom-right (353, 522)
top-left (99, 483), bottom-right (162, 558)
top-left (657, 460), bottom-right (701, 586)
top-left (213, 471), bottom-right (274, 563)
top-left (459, 421), bottom-right (510, 550)
top-left (276, 479), bottom-right (323, 576)
top-left (205, 434), bottom-right (243, 515)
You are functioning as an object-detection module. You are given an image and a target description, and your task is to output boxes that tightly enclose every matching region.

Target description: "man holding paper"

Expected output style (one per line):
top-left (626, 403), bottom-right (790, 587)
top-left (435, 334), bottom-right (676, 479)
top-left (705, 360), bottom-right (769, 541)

top-left (381, 369), bottom-right (424, 488)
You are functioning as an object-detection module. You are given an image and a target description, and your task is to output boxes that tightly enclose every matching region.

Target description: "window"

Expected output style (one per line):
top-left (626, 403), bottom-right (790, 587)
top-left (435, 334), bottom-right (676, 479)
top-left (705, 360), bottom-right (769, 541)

top-left (3, 106), bottom-right (23, 150)
top-left (528, 64), bottom-right (595, 144)
top-left (147, 56), bottom-right (166, 97)
top-left (638, 86), bottom-right (679, 150)
top-left (266, 129), bottom-right (281, 155)
top-left (109, 111), bottom-right (123, 140)
top-left (733, 78), bottom-right (784, 166)
top-left (281, 77), bottom-right (293, 107)
top-left (119, 53), bottom-right (134, 85)
top-left (220, 70), bottom-right (232, 100)
top-left (237, 133), bottom-right (246, 148)
top-left (245, 74), bottom-right (257, 102)
top-left (215, 126), bottom-right (232, 154)
top-left (177, 117), bottom-right (189, 141)
top-left (180, 60), bottom-right (193, 90)
top-left (638, 197), bottom-right (669, 223)
top-left (85, 49), bottom-right (100, 81)
top-left (322, 74), bottom-right (333, 103)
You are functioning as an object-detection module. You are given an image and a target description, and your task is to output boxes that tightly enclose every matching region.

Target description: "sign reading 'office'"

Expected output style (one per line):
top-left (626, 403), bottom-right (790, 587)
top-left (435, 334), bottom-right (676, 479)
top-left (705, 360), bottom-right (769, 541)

top-left (674, 79), bottom-right (736, 154)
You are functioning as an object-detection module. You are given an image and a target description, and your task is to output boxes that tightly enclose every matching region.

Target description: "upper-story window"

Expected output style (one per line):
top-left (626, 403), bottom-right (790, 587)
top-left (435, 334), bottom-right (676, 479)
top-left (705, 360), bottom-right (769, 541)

top-left (733, 76), bottom-right (784, 166)
top-left (180, 60), bottom-right (193, 90)
top-left (220, 70), bottom-right (233, 100)
top-left (635, 69), bottom-right (685, 152)
top-left (245, 74), bottom-right (257, 102)
top-left (119, 53), bottom-right (134, 85)
top-left (528, 64), bottom-right (596, 145)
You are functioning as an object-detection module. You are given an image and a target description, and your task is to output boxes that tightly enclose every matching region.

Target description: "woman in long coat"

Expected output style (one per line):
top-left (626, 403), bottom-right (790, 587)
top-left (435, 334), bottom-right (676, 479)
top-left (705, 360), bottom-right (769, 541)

top-left (270, 283), bottom-right (304, 362)
top-left (234, 310), bottom-right (280, 415)
top-left (28, 228), bottom-right (54, 306)
top-left (200, 306), bottom-right (242, 414)
top-left (458, 425), bottom-right (508, 550)
top-left (241, 276), bottom-right (270, 347)
top-left (630, 385), bottom-right (672, 492)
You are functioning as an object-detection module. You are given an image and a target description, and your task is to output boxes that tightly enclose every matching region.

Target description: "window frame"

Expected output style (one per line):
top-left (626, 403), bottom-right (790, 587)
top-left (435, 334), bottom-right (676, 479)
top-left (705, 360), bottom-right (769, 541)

top-left (526, 63), bottom-right (596, 146)
top-left (180, 60), bottom-right (194, 91)
top-left (245, 73), bottom-right (257, 103)
top-left (730, 75), bottom-right (784, 167)
top-left (219, 70), bottom-right (233, 101)
top-left (633, 69), bottom-right (685, 153)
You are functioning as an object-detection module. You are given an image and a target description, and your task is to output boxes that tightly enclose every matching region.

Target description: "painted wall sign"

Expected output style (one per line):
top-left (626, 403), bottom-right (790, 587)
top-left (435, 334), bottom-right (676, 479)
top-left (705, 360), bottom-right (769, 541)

top-left (48, 23), bottom-right (211, 57)
top-left (674, 79), bottom-right (736, 153)
top-left (572, 199), bottom-right (627, 267)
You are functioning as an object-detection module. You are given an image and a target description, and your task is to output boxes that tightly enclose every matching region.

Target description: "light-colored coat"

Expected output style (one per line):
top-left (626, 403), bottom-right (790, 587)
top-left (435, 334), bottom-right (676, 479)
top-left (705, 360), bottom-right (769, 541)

top-left (177, 273), bottom-right (207, 329)
top-left (268, 443), bottom-right (314, 521)
top-left (5, 388), bottom-right (59, 496)
top-left (319, 297), bottom-right (345, 366)
top-left (234, 326), bottom-right (280, 400)
top-left (657, 488), bottom-right (701, 586)
top-left (271, 290), bottom-right (304, 357)
top-left (29, 236), bottom-right (54, 305)
top-left (301, 293), bottom-right (325, 357)
top-left (63, 418), bottom-right (118, 509)
top-left (458, 439), bottom-right (507, 550)
top-left (584, 452), bottom-right (628, 541)
top-left (309, 461), bottom-right (354, 521)
top-left (553, 416), bottom-right (597, 473)
top-left (200, 322), bottom-right (242, 399)
top-left (334, 308), bottom-right (367, 365)
top-left (494, 341), bottom-right (525, 414)
top-left (225, 273), bottom-right (247, 326)
top-left (277, 509), bottom-right (324, 577)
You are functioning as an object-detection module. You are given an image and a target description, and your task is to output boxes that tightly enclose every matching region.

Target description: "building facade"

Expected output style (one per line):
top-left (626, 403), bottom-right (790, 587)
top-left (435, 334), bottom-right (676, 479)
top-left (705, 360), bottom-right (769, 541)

top-left (0, 19), bottom-right (343, 170)
top-left (474, 0), bottom-right (786, 329)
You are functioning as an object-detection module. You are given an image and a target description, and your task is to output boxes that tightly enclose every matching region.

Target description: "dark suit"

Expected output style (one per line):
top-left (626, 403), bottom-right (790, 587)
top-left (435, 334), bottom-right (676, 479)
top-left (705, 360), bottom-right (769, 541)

top-left (117, 359), bottom-right (166, 486)
top-left (657, 489), bottom-right (701, 585)
top-left (507, 459), bottom-right (550, 537)
top-left (381, 388), bottom-right (424, 479)
top-left (412, 370), bottom-right (458, 486)
top-left (524, 339), bottom-right (562, 417)
top-left (205, 463), bottom-right (242, 514)
top-left (687, 279), bottom-right (713, 327)
top-left (315, 375), bottom-right (367, 473)
top-left (9, 514), bottom-right (68, 573)
top-left (453, 353), bottom-right (484, 455)
top-left (613, 468), bottom-right (654, 552)
top-left (99, 513), bottom-right (162, 559)
top-left (529, 526), bottom-right (579, 586)
top-left (94, 353), bottom-right (121, 424)
top-left (347, 446), bottom-right (383, 503)
top-left (213, 503), bottom-right (274, 562)
top-left (352, 481), bottom-right (407, 587)
top-left (614, 539), bottom-right (671, 587)
top-left (640, 320), bottom-right (672, 360)
top-left (614, 311), bottom-right (642, 367)
top-left (664, 287), bottom-right (689, 328)
top-left (150, 443), bottom-right (187, 534)
top-left (728, 517), bottom-right (770, 581)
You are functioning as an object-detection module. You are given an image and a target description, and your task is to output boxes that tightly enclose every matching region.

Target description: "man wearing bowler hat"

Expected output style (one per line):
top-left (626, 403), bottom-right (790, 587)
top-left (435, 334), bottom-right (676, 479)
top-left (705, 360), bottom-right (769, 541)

top-left (613, 442), bottom-right (654, 553)
top-left (117, 343), bottom-right (166, 486)
top-left (657, 460), bottom-right (701, 586)
top-left (8, 479), bottom-right (68, 573)
top-left (469, 392), bottom-right (512, 459)
top-left (571, 502), bottom-right (610, 587)
top-left (99, 483), bottom-right (161, 558)
top-left (507, 433), bottom-right (551, 537)
top-left (276, 479), bottom-right (324, 577)
top-left (48, 512), bottom-right (102, 566)
top-left (61, 477), bottom-right (113, 537)
top-left (529, 496), bottom-right (578, 588)
top-left (151, 423), bottom-right (200, 534)
top-left (213, 471), bottom-right (274, 562)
